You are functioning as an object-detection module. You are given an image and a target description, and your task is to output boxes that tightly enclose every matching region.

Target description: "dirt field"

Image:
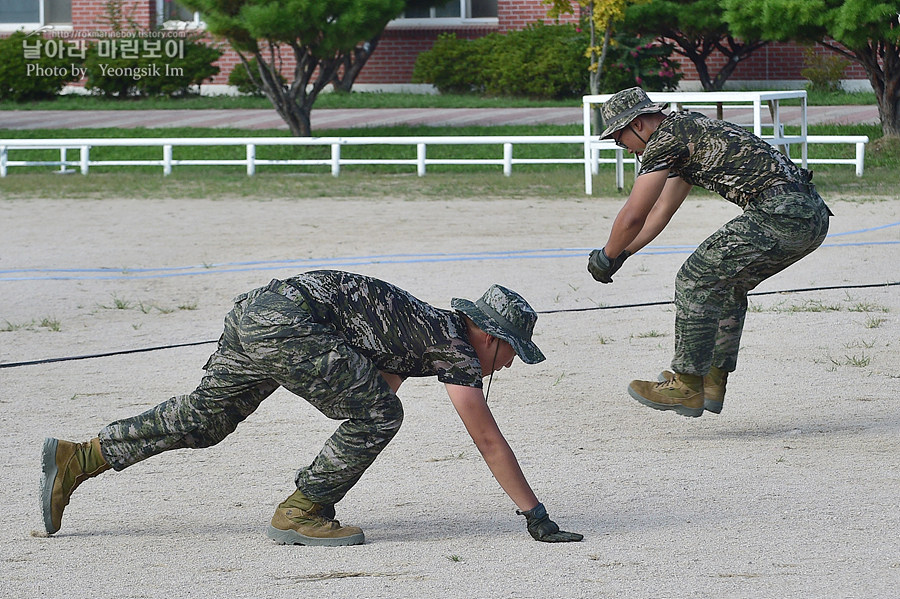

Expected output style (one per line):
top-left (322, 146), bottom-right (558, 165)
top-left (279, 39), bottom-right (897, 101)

top-left (2, 192), bottom-right (898, 598)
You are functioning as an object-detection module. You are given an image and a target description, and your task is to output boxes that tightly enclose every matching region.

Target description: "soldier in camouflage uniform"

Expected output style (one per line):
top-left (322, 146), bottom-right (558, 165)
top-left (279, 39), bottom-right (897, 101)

top-left (587, 87), bottom-right (831, 418)
top-left (41, 270), bottom-right (582, 545)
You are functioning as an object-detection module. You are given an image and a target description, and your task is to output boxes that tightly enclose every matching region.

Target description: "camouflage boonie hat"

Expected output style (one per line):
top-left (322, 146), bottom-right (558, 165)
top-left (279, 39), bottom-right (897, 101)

top-left (600, 87), bottom-right (668, 139)
top-left (451, 285), bottom-right (545, 364)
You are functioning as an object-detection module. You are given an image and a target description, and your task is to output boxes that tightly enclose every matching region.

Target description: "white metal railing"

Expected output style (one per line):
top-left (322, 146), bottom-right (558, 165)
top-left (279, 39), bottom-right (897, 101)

top-left (583, 90), bottom-right (811, 194)
top-left (789, 135), bottom-right (869, 177)
top-left (0, 135), bottom-right (627, 186)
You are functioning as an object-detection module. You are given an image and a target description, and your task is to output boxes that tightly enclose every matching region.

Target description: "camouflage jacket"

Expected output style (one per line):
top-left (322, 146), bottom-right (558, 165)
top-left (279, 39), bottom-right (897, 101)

top-left (282, 270), bottom-right (483, 388)
top-left (638, 111), bottom-right (806, 209)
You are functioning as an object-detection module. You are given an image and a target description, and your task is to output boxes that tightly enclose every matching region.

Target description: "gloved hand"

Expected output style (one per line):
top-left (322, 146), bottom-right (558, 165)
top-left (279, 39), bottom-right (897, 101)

top-left (517, 503), bottom-right (583, 543)
top-left (587, 248), bottom-right (631, 283)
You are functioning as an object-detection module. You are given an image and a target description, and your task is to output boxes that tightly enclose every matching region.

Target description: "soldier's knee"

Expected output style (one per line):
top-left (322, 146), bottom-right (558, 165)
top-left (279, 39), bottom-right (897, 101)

top-left (375, 394), bottom-right (404, 436)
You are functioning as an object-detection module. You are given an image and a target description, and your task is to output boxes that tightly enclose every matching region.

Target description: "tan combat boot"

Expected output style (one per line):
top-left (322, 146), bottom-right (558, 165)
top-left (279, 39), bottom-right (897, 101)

top-left (659, 366), bottom-right (729, 414)
top-left (266, 489), bottom-right (364, 547)
top-left (40, 437), bottom-right (111, 535)
top-left (628, 372), bottom-right (704, 418)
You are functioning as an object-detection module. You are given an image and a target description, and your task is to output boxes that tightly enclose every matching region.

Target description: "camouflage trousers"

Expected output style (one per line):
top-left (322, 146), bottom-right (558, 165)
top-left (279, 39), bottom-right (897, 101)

top-left (98, 281), bottom-right (404, 505)
top-left (672, 191), bottom-right (831, 375)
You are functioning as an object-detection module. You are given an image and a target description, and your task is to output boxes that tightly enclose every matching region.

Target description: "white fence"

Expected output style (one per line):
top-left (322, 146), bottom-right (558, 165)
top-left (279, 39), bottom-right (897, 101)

top-left (791, 135), bottom-right (869, 177)
top-left (0, 134), bottom-right (867, 192)
top-left (0, 135), bottom-right (627, 185)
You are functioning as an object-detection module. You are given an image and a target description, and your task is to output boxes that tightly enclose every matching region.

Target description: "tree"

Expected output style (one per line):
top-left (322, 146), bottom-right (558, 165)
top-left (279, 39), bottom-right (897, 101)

top-left (623, 0), bottom-right (768, 91)
top-left (544, 0), bottom-right (636, 132)
top-left (724, 0), bottom-right (900, 137)
top-left (545, 1), bottom-right (631, 98)
top-left (181, 0), bottom-right (444, 136)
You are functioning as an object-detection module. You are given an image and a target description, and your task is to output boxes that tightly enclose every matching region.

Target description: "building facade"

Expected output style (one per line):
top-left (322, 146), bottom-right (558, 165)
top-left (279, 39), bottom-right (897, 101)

top-left (0, 0), bottom-right (870, 93)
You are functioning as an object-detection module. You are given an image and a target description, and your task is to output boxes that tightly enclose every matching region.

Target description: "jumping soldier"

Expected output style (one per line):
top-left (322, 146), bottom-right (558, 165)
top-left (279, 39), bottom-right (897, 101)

top-left (587, 87), bottom-right (832, 417)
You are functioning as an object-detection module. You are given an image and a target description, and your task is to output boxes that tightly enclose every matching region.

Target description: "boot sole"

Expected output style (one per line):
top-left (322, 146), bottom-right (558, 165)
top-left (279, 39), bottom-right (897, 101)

top-left (266, 524), bottom-right (364, 547)
top-left (704, 400), bottom-right (724, 414)
top-left (39, 437), bottom-right (60, 534)
top-left (627, 386), bottom-right (703, 418)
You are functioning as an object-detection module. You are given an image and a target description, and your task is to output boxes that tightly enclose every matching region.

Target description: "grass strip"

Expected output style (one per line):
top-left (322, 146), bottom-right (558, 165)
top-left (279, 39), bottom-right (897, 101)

top-left (0, 89), bottom-right (878, 111)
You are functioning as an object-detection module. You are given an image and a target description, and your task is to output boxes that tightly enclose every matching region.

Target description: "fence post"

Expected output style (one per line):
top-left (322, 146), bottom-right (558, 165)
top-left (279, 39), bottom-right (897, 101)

top-left (583, 100), bottom-right (592, 194)
top-left (417, 143), bottom-right (426, 176)
top-left (246, 143), bottom-right (256, 176)
top-left (80, 146), bottom-right (89, 175)
top-left (331, 143), bottom-right (340, 177)
top-left (0, 146), bottom-right (7, 177)
top-left (855, 141), bottom-right (865, 177)
top-left (503, 143), bottom-right (512, 176)
top-left (615, 148), bottom-right (624, 191)
top-left (163, 145), bottom-right (172, 176)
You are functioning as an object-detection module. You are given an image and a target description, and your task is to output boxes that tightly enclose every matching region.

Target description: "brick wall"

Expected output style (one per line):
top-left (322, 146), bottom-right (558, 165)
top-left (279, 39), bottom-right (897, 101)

top-left (675, 42), bottom-right (868, 85)
top-left (72, 0), bottom-right (154, 31)
top-left (359, 24), bottom-right (496, 84)
top-left (498, 0), bottom-right (578, 31)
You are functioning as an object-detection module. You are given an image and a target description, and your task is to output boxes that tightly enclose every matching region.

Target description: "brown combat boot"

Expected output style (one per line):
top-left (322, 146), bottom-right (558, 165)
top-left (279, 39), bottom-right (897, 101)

top-left (628, 372), bottom-right (704, 418)
top-left (40, 437), bottom-right (111, 535)
top-left (266, 489), bottom-right (364, 547)
top-left (659, 366), bottom-right (729, 414)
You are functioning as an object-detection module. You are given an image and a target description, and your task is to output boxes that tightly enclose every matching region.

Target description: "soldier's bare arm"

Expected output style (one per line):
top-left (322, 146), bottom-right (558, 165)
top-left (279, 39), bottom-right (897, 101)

top-left (444, 383), bottom-right (539, 512)
top-left (379, 371), bottom-right (404, 393)
top-left (626, 173), bottom-right (692, 254)
top-left (603, 168), bottom-right (670, 257)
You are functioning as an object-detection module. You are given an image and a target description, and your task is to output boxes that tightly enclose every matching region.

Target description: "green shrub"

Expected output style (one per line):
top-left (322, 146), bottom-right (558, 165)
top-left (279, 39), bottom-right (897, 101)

top-left (801, 46), bottom-right (849, 93)
top-left (84, 35), bottom-right (221, 98)
top-left (227, 57), bottom-right (284, 96)
top-left (413, 23), bottom-right (590, 99)
top-left (0, 32), bottom-right (84, 102)
top-left (481, 22), bottom-right (589, 99)
top-left (412, 33), bottom-right (490, 94)
top-left (136, 37), bottom-right (221, 96)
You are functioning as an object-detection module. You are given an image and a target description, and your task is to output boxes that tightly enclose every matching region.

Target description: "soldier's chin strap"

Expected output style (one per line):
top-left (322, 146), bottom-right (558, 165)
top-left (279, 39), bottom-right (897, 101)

top-left (483, 341), bottom-right (500, 404)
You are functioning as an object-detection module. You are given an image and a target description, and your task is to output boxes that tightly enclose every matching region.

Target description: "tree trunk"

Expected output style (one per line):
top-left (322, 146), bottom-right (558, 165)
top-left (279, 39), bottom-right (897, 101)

top-left (249, 46), bottom-right (313, 137)
top-left (667, 36), bottom-right (715, 91)
top-left (239, 35), bottom-right (379, 137)
top-left (668, 36), bottom-right (768, 92)
top-left (587, 3), bottom-right (612, 136)
top-left (826, 39), bottom-right (900, 138)
top-left (708, 38), bottom-right (769, 92)
top-left (331, 34), bottom-right (381, 93)
top-left (866, 43), bottom-right (900, 138)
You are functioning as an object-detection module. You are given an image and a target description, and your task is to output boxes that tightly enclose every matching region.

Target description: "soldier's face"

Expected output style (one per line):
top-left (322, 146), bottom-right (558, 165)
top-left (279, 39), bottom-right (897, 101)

top-left (484, 338), bottom-right (517, 376)
top-left (612, 122), bottom-right (647, 154)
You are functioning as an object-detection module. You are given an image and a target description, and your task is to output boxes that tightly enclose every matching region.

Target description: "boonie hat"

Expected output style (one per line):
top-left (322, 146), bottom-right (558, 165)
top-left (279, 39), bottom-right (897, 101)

top-left (451, 285), bottom-right (545, 364)
top-left (600, 87), bottom-right (668, 139)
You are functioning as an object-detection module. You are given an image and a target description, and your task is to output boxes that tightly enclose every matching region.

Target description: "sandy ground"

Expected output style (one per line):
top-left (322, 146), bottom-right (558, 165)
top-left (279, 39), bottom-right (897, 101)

top-left (1, 191), bottom-right (898, 598)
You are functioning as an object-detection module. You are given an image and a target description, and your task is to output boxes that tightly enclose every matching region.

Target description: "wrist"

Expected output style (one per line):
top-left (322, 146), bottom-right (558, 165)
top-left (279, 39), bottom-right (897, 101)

top-left (517, 502), bottom-right (546, 518)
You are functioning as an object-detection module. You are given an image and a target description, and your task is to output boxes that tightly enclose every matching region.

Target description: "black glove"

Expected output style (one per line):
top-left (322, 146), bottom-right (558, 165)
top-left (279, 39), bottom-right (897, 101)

top-left (587, 248), bottom-right (631, 283)
top-left (517, 503), bottom-right (583, 543)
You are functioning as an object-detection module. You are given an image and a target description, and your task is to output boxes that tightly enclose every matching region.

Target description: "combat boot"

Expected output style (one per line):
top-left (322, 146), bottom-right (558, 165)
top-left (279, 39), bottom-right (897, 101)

top-left (628, 373), bottom-right (704, 418)
top-left (659, 366), bottom-right (728, 414)
top-left (266, 489), bottom-right (364, 547)
top-left (40, 437), bottom-right (111, 535)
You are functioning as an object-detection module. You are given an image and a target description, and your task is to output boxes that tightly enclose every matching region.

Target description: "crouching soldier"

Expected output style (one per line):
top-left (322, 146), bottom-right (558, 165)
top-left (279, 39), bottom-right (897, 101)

top-left (41, 270), bottom-right (582, 545)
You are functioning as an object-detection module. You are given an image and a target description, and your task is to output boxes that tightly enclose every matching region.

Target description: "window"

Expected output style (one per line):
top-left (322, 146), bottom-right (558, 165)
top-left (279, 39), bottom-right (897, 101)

top-left (398, 0), bottom-right (497, 21)
top-left (157, 0), bottom-right (201, 28)
top-left (0, 0), bottom-right (71, 26)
